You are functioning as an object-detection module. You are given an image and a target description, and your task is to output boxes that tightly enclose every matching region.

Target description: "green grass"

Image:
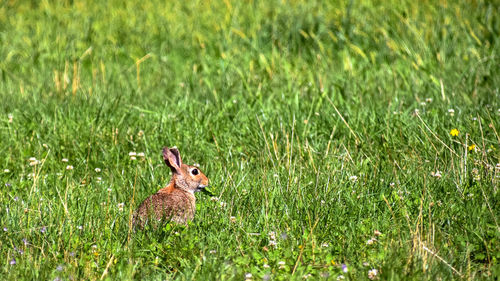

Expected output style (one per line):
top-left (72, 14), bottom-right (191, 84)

top-left (1, 0), bottom-right (499, 280)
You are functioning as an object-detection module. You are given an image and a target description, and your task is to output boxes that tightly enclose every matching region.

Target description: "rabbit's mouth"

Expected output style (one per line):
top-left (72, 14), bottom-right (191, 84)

top-left (195, 184), bottom-right (208, 192)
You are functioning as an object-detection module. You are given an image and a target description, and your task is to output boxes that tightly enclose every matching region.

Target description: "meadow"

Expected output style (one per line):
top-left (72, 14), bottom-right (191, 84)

top-left (0, 0), bottom-right (499, 280)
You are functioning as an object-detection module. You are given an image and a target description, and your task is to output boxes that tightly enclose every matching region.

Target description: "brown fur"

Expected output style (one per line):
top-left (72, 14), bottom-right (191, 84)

top-left (132, 147), bottom-right (209, 228)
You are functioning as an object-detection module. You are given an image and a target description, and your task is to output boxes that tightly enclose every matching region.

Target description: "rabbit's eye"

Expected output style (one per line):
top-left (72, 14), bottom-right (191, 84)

top-left (191, 168), bottom-right (199, 175)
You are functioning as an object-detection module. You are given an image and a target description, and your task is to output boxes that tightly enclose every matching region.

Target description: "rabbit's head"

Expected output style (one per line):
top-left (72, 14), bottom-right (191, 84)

top-left (163, 147), bottom-right (209, 193)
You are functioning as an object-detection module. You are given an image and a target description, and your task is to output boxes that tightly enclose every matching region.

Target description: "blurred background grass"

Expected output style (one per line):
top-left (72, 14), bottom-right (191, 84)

top-left (0, 0), bottom-right (499, 280)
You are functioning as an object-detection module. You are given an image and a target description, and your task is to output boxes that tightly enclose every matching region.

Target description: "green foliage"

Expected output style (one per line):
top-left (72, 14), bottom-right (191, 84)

top-left (0, 0), bottom-right (499, 279)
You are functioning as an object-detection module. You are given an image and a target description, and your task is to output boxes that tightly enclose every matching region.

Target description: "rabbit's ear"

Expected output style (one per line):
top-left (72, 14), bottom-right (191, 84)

top-left (163, 146), bottom-right (182, 172)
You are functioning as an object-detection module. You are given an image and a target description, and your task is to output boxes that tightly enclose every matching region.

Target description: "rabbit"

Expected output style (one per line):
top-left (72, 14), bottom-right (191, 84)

top-left (133, 146), bottom-right (209, 228)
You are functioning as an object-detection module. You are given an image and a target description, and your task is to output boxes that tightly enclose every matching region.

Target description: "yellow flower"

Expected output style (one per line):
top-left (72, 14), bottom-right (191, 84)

top-left (468, 144), bottom-right (476, 151)
top-left (450, 129), bottom-right (459, 137)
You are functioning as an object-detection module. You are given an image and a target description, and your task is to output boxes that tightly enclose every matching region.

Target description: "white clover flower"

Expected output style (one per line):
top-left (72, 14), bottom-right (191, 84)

top-left (448, 109), bottom-right (455, 116)
top-left (368, 269), bottom-right (378, 280)
top-left (66, 165), bottom-right (74, 170)
top-left (366, 237), bottom-right (376, 245)
top-left (95, 168), bottom-right (101, 173)
top-left (349, 175), bottom-right (358, 182)
top-left (129, 152), bottom-right (137, 157)
top-left (431, 170), bottom-right (442, 179)
top-left (61, 158), bottom-right (69, 162)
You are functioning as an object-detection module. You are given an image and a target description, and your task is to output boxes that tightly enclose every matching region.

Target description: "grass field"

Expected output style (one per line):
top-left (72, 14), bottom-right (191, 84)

top-left (1, 0), bottom-right (499, 280)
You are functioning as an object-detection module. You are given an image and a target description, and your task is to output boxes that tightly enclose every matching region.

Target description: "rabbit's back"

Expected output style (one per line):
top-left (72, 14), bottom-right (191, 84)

top-left (133, 190), bottom-right (195, 227)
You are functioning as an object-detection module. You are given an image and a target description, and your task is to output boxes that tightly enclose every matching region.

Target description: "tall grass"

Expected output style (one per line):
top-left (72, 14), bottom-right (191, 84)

top-left (0, 0), bottom-right (498, 280)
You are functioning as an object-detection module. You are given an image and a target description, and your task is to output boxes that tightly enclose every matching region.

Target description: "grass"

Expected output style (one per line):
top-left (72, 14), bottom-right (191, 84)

top-left (0, 0), bottom-right (499, 280)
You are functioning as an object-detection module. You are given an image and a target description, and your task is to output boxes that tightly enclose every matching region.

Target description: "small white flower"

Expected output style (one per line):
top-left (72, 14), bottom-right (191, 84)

top-left (245, 273), bottom-right (252, 279)
top-left (117, 203), bottom-right (124, 211)
top-left (219, 201), bottom-right (227, 208)
top-left (66, 165), bottom-right (73, 170)
top-left (137, 152), bottom-right (145, 157)
top-left (448, 108), bottom-right (455, 116)
top-left (129, 152), bottom-right (137, 157)
top-left (137, 130), bottom-right (144, 137)
top-left (425, 98), bottom-right (432, 103)
top-left (368, 269), bottom-right (378, 280)
top-left (303, 273), bottom-right (312, 279)
top-left (349, 175), bottom-right (358, 182)
top-left (77, 225), bottom-right (83, 230)
top-left (390, 182), bottom-right (395, 187)
top-left (3, 169), bottom-right (10, 173)
top-left (321, 242), bottom-right (329, 248)
top-left (278, 261), bottom-right (286, 269)
top-left (107, 188), bottom-right (112, 193)
top-left (210, 197), bottom-right (219, 202)
top-left (95, 168), bottom-right (101, 173)
top-left (374, 230), bottom-right (382, 236)
top-left (96, 177), bottom-right (102, 183)
top-left (209, 250), bottom-right (217, 254)
top-left (42, 144), bottom-right (48, 149)
top-left (263, 264), bottom-right (270, 268)
top-left (366, 237), bottom-right (376, 245)
top-left (130, 156), bottom-right (137, 161)
top-left (431, 170), bottom-right (442, 179)
top-left (230, 216), bottom-right (237, 223)
top-left (8, 113), bottom-right (13, 123)
top-left (321, 200), bottom-right (325, 205)
top-left (420, 102), bottom-right (426, 106)
top-left (337, 275), bottom-right (345, 280)
top-left (61, 158), bottom-right (69, 163)
top-left (268, 240), bottom-right (277, 247)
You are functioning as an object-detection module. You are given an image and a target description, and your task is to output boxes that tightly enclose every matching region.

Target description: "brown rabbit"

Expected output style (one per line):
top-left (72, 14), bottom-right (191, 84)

top-left (133, 146), bottom-right (209, 228)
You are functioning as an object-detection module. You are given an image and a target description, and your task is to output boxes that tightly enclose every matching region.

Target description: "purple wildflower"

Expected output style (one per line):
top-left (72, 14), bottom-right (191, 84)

top-left (10, 258), bottom-right (16, 265)
top-left (40, 226), bottom-right (47, 233)
top-left (342, 264), bottom-right (348, 273)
